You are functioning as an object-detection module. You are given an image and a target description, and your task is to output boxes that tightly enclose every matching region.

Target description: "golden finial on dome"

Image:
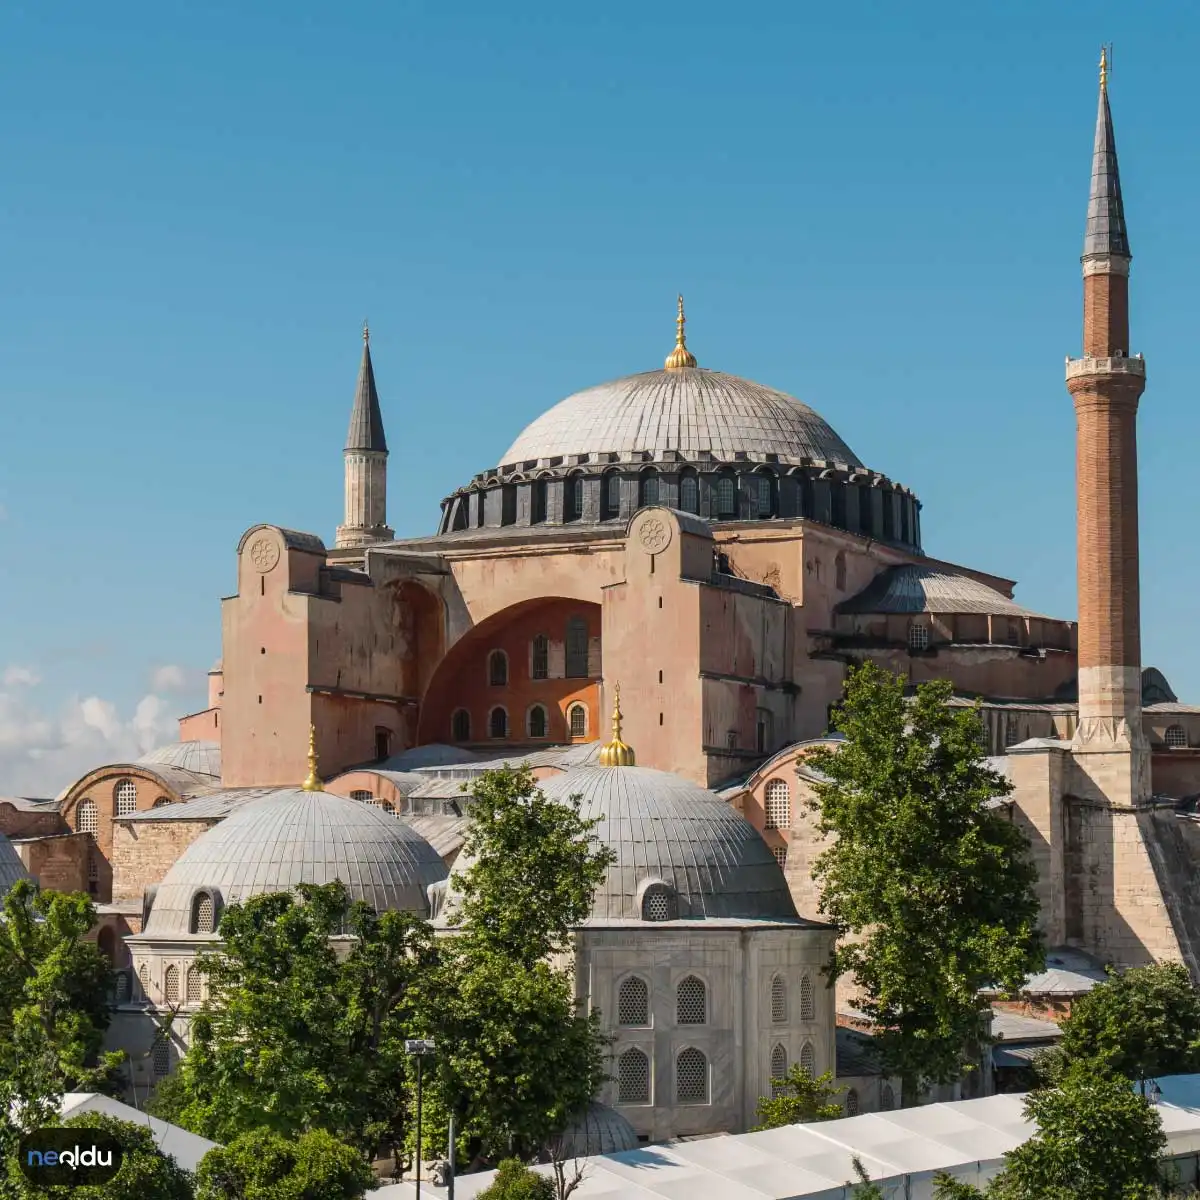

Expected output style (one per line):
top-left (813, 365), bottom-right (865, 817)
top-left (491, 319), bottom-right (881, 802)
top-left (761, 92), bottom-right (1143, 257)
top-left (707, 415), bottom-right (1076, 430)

top-left (1099, 44), bottom-right (1109, 92)
top-left (664, 294), bottom-right (697, 371)
top-left (301, 726), bottom-right (323, 792)
top-left (598, 683), bottom-right (636, 767)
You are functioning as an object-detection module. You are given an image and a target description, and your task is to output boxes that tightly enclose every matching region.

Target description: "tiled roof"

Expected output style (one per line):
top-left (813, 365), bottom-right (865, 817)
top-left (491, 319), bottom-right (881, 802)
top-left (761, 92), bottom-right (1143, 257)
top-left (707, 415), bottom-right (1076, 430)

top-left (0, 796), bottom-right (58, 812)
top-left (123, 789), bottom-right (270, 822)
top-left (837, 565), bottom-right (1048, 618)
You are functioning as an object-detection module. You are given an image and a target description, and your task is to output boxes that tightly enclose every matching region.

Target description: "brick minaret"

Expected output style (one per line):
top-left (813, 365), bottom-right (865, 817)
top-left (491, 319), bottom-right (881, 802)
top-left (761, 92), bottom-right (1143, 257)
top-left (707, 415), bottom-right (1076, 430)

top-left (1066, 50), bottom-right (1150, 804)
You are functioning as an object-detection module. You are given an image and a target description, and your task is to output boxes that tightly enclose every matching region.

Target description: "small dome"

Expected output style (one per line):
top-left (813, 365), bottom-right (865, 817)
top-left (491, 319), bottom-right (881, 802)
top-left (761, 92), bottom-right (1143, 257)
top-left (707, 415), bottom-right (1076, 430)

top-left (143, 788), bottom-right (447, 935)
top-left (0, 831), bottom-right (30, 899)
top-left (500, 369), bottom-right (861, 468)
top-left (555, 1103), bottom-right (639, 1157)
top-left (535, 765), bottom-right (798, 922)
top-left (138, 741), bottom-right (221, 777)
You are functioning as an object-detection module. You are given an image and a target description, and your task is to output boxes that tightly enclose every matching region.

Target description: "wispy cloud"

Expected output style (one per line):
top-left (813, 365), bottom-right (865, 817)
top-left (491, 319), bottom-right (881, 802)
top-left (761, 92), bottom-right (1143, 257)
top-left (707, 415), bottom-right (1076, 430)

top-left (2, 666), bottom-right (40, 688)
top-left (150, 663), bottom-right (189, 693)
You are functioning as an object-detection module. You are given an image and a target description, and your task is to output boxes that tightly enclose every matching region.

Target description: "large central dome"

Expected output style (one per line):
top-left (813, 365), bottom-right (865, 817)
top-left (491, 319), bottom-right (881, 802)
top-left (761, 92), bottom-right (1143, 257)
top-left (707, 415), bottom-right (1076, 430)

top-left (501, 367), bottom-right (861, 469)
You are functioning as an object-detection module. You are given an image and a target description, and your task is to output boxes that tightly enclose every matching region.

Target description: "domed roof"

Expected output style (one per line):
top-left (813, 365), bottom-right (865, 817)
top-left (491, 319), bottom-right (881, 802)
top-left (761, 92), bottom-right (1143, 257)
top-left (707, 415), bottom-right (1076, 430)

top-left (138, 740), bottom-right (221, 777)
top-left (534, 765), bottom-right (798, 922)
top-left (555, 1103), bottom-right (639, 1158)
top-left (142, 787), bottom-right (448, 935)
top-left (500, 368), bottom-right (861, 469)
top-left (0, 831), bottom-right (30, 899)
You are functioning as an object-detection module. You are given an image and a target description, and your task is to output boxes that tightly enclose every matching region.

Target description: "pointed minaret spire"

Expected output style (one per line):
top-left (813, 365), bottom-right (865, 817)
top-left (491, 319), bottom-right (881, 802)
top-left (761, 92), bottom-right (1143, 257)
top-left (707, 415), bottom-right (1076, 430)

top-left (1084, 46), bottom-right (1130, 263)
top-left (335, 323), bottom-right (394, 549)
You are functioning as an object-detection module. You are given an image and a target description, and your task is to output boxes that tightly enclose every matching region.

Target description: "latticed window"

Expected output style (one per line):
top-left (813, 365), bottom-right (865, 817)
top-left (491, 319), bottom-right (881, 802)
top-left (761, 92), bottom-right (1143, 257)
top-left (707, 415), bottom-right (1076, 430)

top-left (489, 707), bottom-right (508, 739)
top-left (164, 964), bottom-right (179, 1003)
top-left (152, 1039), bottom-right (170, 1076)
top-left (800, 974), bottom-right (815, 1022)
top-left (770, 1044), bottom-right (788, 1084)
top-left (528, 705), bottom-right (548, 738)
top-left (153, 796), bottom-right (171, 808)
top-left (113, 972), bottom-right (130, 1003)
top-left (531, 634), bottom-right (549, 680)
top-left (846, 1088), bottom-right (860, 1116)
top-left (488, 650), bottom-right (508, 686)
top-left (676, 1048), bottom-right (708, 1104)
top-left (617, 976), bottom-right (649, 1026)
top-left (452, 709), bottom-right (471, 741)
top-left (679, 472), bottom-right (699, 514)
top-left (565, 617), bottom-right (589, 678)
top-left (907, 622), bottom-right (929, 651)
top-left (380, 800), bottom-right (395, 814)
top-left (351, 790), bottom-right (378, 805)
top-left (771, 975), bottom-right (787, 1023)
top-left (114, 779), bottom-right (137, 817)
top-left (799, 1041), bottom-right (816, 1076)
top-left (1166, 725), bottom-right (1188, 748)
top-left (881, 1083), bottom-right (895, 1111)
top-left (1004, 720), bottom-right (1021, 748)
top-left (764, 779), bottom-right (790, 830)
top-left (640, 471), bottom-right (659, 508)
top-left (772, 845), bottom-right (788, 868)
top-left (676, 976), bottom-right (706, 1025)
top-left (138, 963), bottom-right (150, 998)
top-left (642, 884), bottom-right (676, 922)
top-left (755, 474), bottom-right (772, 517)
top-left (185, 967), bottom-right (202, 1004)
top-left (715, 475), bottom-right (737, 517)
top-left (617, 1049), bottom-right (650, 1104)
top-left (76, 798), bottom-right (98, 835)
top-left (192, 892), bottom-right (215, 935)
top-left (568, 704), bottom-right (587, 738)
top-left (88, 852), bottom-right (99, 882)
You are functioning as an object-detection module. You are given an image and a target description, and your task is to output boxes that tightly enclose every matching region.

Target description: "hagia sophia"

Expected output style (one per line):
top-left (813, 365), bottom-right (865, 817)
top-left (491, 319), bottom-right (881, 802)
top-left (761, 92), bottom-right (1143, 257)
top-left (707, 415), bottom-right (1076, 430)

top-left (2, 58), bottom-right (1199, 1141)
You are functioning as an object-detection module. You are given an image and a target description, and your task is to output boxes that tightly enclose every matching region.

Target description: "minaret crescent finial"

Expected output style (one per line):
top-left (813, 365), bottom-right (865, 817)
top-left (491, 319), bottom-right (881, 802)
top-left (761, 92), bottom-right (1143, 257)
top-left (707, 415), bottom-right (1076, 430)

top-left (1099, 44), bottom-right (1109, 92)
top-left (363, 318), bottom-right (370, 345)
top-left (301, 726), bottom-right (324, 791)
top-left (664, 294), bottom-right (698, 371)
top-left (599, 683), bottom-right (636, 767)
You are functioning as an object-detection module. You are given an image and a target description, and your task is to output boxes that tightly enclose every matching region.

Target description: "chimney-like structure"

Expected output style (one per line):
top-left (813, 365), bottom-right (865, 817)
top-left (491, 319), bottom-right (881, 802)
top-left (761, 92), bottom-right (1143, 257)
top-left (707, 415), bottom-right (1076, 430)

top-left (1065, 49), bottom-right (1150, 803)
top-left (335, 323), bottom-right (394, 549)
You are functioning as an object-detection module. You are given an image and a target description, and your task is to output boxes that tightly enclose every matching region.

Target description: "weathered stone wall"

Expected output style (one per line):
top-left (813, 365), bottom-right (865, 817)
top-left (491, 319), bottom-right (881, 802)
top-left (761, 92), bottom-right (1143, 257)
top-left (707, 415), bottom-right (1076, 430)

top-left (0, 803), bottom-right (65, 839)
top-left (14, 833), bottom-right (90, 894)
top-left (111, 820), bottom-right (217, 903)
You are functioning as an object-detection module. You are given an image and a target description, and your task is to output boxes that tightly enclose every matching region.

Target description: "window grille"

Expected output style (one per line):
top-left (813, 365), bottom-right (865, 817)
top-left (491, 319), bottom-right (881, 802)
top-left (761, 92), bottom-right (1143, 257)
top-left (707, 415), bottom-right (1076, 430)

top-left (603, 472), bottom-right (622, 520)
top-left (676, 976), bottom-right (706, 1025)
top-left (88, 852), bottom-right (99, 882)
top-left (452, 709), bottom-right (471, 741)
top-left (489, 707), bottom-right (508, 739)
top-left (641, 884), bottom-right (676, 922)
top-left (164, 964), bottom-right (179, 1003)
top-left (1004, 720), bottom-right (1020, 747)
top-left (680, 473), bottom-right (699, 514)
top-left (350, 790), bottom-right (377, 805)
top-left (193, 893), bottom-right (215, 935)
top-left (755, 474), bottom-right (772, 517)
top-left (1166, 725), bottom-right (1188, 748)
top-left (185, 967), bottom-right (202, 1004)
top-left (846, 1088), bottom-right (860, 1116)
top-left (907, 622), bottom-right (929, 651)
top-left (716, 476), bottom-right (737, 517)
top-left (881, 1083), bottom-right (896, 1111)
top-left (640, 472), bottom-right (659, 508)
top-left (152, 1040), bottom-right (170, 1076)
top-left (528, 706), bottom-right (548, 739)
top-left (676, 1048), bottom-right (708, 1104)
top-left (617, 977), bottom-right (649, 1026)
top-left (764, 779), bottom-right (790, 830)
top-left (488, 650), bottom-right (508, 686)
top-left (138, 963), bottom-right (150, 998)
top-left (153, 796), bottom-right (171, 808)
top-left (565, 617), bottom-right (589, 678)
top-left (114, 972), bottom-right (130, 1003)
top-left (380, 800), bottom-right (395, 814)
top-left (568, 704), bottom-right (587, 738)
top-left (772, 845), bottom-right (788, 868)
top-left (114, 779), bottom-right (137, 817)
top-left (799, 1041), bottom-right (816, 1075)
top-left (800, 974), bottom-right (815, 1021)
top-left (617, 1049), bottom-right (650, 1104)
top-left (531, 634), bottom-right (549, 680)
top-left (76, 798), bottom-right (98, 835)
top-left (770, 975), bottom-right (787, 1023)
top-left (770, 1044), bottom-right (788, 1084)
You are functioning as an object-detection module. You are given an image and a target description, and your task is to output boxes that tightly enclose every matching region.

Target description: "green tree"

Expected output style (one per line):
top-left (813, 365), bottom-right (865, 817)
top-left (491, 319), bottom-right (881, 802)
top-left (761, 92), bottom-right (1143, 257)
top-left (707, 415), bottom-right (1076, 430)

top-left (1041, 962), bottom-right (1200, 1086)
top-left (847, 1157), bottom-right (885, 1199)
top-left (195, 1128), bottom-right (375, 1200)
top-left (1, 1112), bottom-right (194, 1200)
top-left (806, 664), bottom-right (1044, 1103)
top-left (752, 1066), bottom-right (844, 1129)
top-left (476, 1158), bottom-right (556, 1200)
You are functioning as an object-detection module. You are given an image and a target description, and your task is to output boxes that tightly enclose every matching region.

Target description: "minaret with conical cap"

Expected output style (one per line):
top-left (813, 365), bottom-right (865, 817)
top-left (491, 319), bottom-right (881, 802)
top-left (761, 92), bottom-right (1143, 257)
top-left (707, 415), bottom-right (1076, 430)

top-left (335, 323), bottom-right (394, 549)
top-left (1066, 48), bottom-right (1150, 803)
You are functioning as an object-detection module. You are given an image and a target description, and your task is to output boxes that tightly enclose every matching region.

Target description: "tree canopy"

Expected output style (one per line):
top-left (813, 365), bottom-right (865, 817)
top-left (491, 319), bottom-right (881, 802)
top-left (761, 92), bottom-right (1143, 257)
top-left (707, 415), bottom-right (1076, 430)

top-left (805, 663), bottom-right (1044, 1102)
top-left (195, 1127), bottom-right (375, 1200)
top-left (752, 1065), bottom-right (843, 1130)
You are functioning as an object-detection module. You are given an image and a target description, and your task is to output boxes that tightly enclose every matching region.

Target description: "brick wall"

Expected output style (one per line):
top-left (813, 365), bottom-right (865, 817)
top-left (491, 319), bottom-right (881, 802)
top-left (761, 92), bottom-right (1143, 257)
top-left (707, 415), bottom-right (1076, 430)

top-left (111, 820), bottom-right (219, 902)
top-left (0, 804), bottom-right (65, 839)
top-left (15, 833), bottom-right (90, 893)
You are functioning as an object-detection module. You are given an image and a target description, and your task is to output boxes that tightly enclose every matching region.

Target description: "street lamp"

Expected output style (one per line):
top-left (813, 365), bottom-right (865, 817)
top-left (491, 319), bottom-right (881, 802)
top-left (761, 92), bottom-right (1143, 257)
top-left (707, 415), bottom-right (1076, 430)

top-left (404, 1039), bottom-right (437, 1200)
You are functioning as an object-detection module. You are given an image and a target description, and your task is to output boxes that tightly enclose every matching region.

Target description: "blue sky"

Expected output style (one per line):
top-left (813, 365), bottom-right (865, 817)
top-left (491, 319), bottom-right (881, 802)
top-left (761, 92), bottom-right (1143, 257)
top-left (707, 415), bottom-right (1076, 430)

top-left (1, 1), bottom-right (1196, 793)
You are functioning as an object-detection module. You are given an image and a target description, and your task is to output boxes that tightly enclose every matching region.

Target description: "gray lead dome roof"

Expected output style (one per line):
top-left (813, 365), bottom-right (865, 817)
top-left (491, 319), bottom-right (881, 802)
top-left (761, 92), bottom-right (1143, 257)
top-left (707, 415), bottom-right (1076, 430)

top-left (500, 367), bottom-right (861, 468)
top-left (0, 831), bottom-right (30, 900)
top-left (534, 765), bottom-right (799, 922)
top-left (142, 788), bottom-right (447, 935)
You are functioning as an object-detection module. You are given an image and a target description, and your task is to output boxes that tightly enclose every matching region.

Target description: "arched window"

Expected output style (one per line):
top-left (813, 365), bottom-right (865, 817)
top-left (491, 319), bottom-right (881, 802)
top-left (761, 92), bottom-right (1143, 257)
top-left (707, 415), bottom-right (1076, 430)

top-left (881, 1083), bottom-right (896, 1111)
top-left (770, 1044), bottom-right (788, 1085)
top-left (75, 798), bottom-right (98, 836)
top-left (97, 927), bottom-right (116, 963)
top-left (715, 474), bottom-right (737, 518)
top-left (617, 1048), bottom-right (650, 1104)
top-left (676, 976), bottom-right (706, 1025)
top-left (800, 974), bottom-right (815, 1022)
top-left (639, 470), bottom-right (659, 509)
top-left (152, 1039), bottom-right (170, 1077)
top-left (800, 1041), bottom-right (816, 1076)
top-left (451, 709), bottom-right (471, 742)
top-left (137, 962), bottom-right (150, 999)
top-left (565, 473), bottom-right (584, 522)
top-left (679, 470), bottom-right (699, 514)
top-left (87, 851), bottom-right (99, 884)
top-left (185, 967), bottom-right (202, 1004)
top-left (618, 976), bottom-right (650, 1026)
top-left (846, 1088), bottom-right (860, 1116)
top-left (641, 883), bottom-right (677, 922)
top-left (192, 892), bottom-right (216, 935)
top-left (754, 473), bottom-right (773, 517)
top-left (488, 650), bottom-right (508, 686)
top-left (770, 975), bottom-right (787, 1023)
top-left (1166, 725), bottom-right (1188, 748)
top-left (527, 705), bottom-right (548, 739)
top-left (152, 797), bottom-right (171, 808)
top-left (489, 707), bottom-right (508, 739)
top-left (568, 703), bottom-right (587, 738)
top-left (1004, 720), bottom-right (1020, 748)
top-left (114, 779), bottom-right (137, 817)
top-left (531, 479), bottom-right (547, 524)
top-left (531, 634), bottom-right (549, 680)
top-left (676, 1048), bottom-right (708, 1104)
top-left (164, 964), bottom-right (179, 1003)
top-left (764, 779), bottom-right (790, 830)
top-left (602, 471), bottom-right (622, 520)
top-left (907, 622), bottom-right (929, 652)
top-left (379, 800), bottom-right (395, 814)
top-left (565, 617), bottom-right (589, 678)
top-left (350, 789), bottom-right (378, 806)
top-left (113, 971), bottom-right (131, 1003)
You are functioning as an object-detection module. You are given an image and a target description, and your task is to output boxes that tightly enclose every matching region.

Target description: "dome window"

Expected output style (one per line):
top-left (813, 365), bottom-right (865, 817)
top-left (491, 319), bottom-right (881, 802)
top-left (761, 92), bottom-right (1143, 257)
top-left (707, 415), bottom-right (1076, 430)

top-left (531, 634), bottom-right (549, 680)
top-left (676, 975), bottom-right (707, 1025)
top-left (527, 705), bottom-right (548, 739)
top-left (191, 891), bottom-right (217, 935)
top-left (114, 779), bottom-right (137, 818)
top-left (451, 709), bottom-right (471, 742)
top-left (679, 470), bottom-right (699, 514)
top-left (907, 622), bottom-right (930, 652)
top-left (565, 617), bottom-right (589, 678)
top-left (764, 779), bottom-right (790, 830)
top-left (565, 473), bottom-right (584, 522)
top-left (675, 1047), bottom-right (709, 1104)
top-left (641, 882), bottom-right (677, 922)
top-left (715, 474), bottom-right (737, 518)
top-left (617, 976), bottom-right (650, 1026)
top-left (602, 471), bottom-right (622, 521)
top-left (75, 798), bottom-right (98, 836)
top-left (617, 1049), bottom-right (650, 1105)
top-left (531, 479), bottom-right (547, 525)
top-left (754, 473), bottom-right (774, 518)
top-left (153, 797), bottom-right (171, 808)
top-left (489, 707), bottom-right (509, 739)
top-left (639, 470), bottom-right (659, 509)
top-left (488, 649), bottom-right (508, 687)
top-left (568, 703), bottom-right (588, 738)
top-left (1166, 725), bottom-right (1188, 748)
top-left (800, 974), bottom-right (815, 1022)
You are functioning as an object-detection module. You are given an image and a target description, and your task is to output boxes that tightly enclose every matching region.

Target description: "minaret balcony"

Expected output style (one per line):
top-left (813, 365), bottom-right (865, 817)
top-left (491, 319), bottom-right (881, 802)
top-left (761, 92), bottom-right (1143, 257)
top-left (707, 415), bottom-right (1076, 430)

top-left (1065, 354), bottom-right (1146, 383)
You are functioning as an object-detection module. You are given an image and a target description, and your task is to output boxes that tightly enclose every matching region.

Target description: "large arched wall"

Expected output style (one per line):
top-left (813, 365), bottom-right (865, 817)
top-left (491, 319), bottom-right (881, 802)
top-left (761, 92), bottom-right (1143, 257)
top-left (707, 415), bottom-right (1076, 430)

top-left (418, 597), bottom-right (602, 748)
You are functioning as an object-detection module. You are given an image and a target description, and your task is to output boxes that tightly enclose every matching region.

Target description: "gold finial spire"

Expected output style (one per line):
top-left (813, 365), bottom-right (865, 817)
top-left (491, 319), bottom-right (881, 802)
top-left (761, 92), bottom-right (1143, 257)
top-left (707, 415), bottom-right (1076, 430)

top-left (598, 683), bottom-right (636, 767)
top-left (1099, 44), bottom-right (1109, 92)
top-left (301, 726), bottom-right (323, 791)
top-left (664, 294), bottom-right (697, 371)
top-left (362, 319), bottom-right (370, 345)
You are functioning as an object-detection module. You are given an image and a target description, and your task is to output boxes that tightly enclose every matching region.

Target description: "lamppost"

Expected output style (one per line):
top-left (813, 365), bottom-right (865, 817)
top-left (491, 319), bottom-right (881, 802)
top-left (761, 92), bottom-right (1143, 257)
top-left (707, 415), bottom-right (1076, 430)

top-left (404, 1039), bottom-right (437, 1200)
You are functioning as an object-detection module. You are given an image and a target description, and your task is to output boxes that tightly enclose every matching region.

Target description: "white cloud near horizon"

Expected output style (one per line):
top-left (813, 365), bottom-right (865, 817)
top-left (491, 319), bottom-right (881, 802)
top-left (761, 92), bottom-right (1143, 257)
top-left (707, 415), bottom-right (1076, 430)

top-left (2, 665), bottom-right (41, 687)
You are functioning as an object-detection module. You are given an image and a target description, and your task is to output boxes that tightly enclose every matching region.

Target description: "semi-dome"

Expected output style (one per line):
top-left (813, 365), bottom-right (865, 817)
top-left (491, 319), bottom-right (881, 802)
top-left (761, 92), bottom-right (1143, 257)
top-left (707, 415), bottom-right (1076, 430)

top-left (142, 787), bottom-right (448, 935)
top-left (501, 367), bottom-right (861, 469)
top-left (138, 740), bottom-right (221, 777)
top-left (554, 1102), bottom-right (640, 1157)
